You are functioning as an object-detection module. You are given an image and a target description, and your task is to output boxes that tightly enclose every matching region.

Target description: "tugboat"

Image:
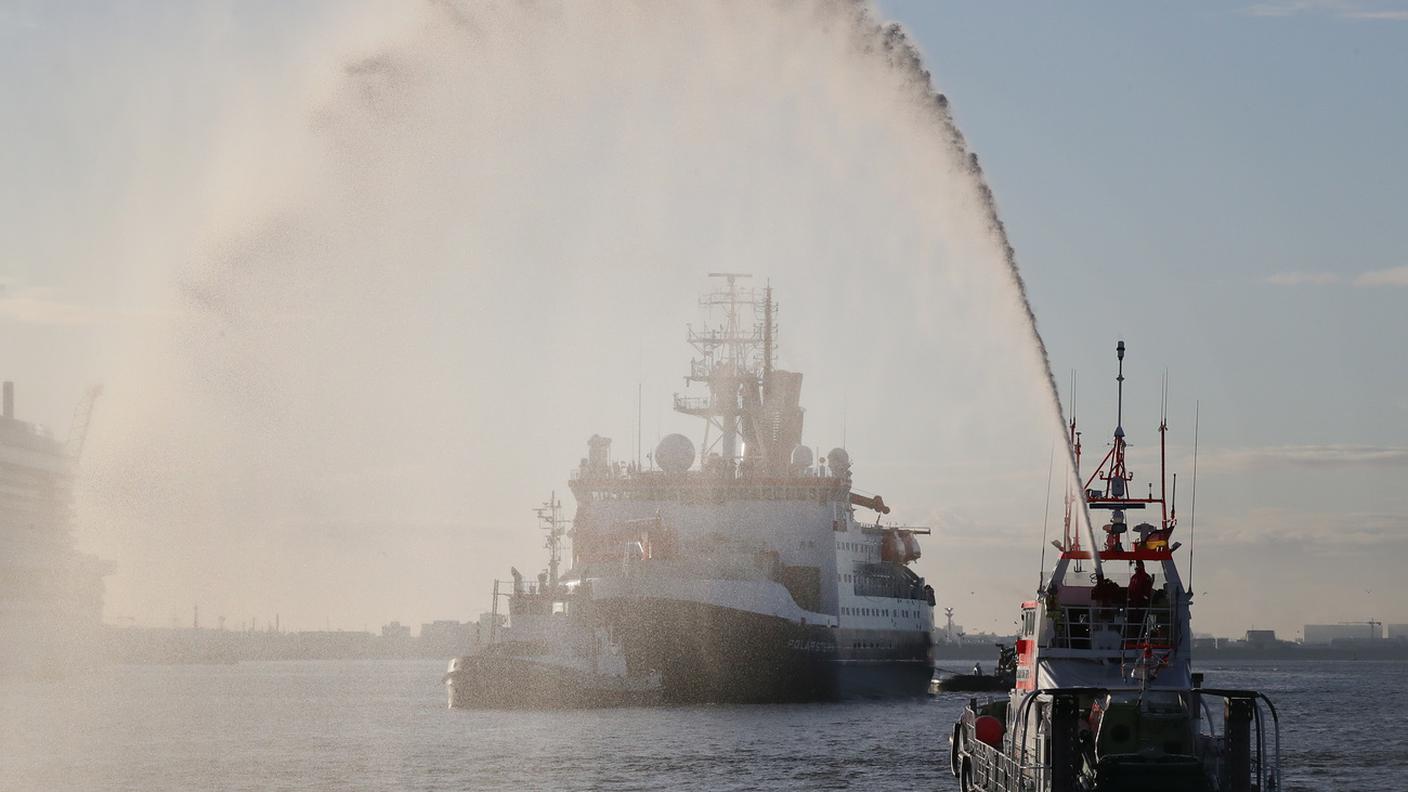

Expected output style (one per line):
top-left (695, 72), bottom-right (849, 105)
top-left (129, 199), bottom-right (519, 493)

top-left (445, 495), bottom-right (662, 709)
top-left (948, 342), bottom-right (1281, 792)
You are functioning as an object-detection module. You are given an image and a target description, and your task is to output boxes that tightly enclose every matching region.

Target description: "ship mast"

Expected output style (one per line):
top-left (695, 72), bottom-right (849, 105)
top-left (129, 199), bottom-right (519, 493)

top-left (1057, 341), bottom-right (1179, 569)
top-left (535, 492), bottom-right (568, 589)
top-left (674, 273), bottom-right (781, 476)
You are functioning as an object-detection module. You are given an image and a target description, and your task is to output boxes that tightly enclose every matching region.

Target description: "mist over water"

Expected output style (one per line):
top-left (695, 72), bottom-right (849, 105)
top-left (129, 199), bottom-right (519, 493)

top-left (73, 1), bottom-right (1067, 634)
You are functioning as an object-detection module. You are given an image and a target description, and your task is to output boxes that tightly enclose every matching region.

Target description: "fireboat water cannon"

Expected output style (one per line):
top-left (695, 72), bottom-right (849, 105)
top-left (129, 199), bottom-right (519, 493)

top-left (947, 340), bottom-right (1281, 792)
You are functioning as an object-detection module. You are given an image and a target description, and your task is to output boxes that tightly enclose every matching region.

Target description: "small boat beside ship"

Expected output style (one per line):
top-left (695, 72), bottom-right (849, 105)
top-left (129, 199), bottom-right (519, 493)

top-left (931, 645), bottom-right (1017, 694)
top-left (948, 341), bottom-right (1281, 792)
top-left (445, 495), bottom-right (662, 709)
top-left (443, 610), bottom-right (661, 709)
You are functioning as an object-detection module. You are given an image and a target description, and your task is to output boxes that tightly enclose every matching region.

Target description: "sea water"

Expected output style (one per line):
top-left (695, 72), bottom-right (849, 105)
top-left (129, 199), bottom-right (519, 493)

top-left (2, 659), bottom-right (1399, 791)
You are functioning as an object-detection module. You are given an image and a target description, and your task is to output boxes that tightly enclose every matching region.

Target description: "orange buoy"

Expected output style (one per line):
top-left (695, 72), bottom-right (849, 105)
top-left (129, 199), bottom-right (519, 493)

top-left (974, 715), bottom-right (1005, 747)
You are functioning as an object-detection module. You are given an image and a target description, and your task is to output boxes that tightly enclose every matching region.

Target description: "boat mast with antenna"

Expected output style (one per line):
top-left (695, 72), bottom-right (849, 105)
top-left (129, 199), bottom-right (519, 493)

top-left (673, 273), bottom-right (792, 477)
top-left (535, 492), bottom-right (569, 589)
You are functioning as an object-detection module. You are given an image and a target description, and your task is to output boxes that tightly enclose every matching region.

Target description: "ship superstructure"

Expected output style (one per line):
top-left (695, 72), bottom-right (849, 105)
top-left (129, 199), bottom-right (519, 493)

top-left (949, 342), bottom-right (1280, 792)
top-left (564, 275), bottom-right (935, 702)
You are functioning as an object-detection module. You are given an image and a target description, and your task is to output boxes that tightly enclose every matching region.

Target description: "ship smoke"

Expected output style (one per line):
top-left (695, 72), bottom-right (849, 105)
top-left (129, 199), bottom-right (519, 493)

top-left (76, 0), bottom-right (1077, 632)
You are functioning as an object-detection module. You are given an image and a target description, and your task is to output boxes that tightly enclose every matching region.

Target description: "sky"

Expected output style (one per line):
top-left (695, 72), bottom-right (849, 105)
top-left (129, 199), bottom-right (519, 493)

top-left (876, 0), bottom-right (1408, 636)
top-left (2, 1), bottom-right (1405, 639)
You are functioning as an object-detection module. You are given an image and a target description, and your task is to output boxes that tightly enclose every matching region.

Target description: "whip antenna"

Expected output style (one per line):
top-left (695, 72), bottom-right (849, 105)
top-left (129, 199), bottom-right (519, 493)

top-left (1037, 440), bottom-right (1056, 592)
top-left (1188, 401), bottom-right (1201, 593)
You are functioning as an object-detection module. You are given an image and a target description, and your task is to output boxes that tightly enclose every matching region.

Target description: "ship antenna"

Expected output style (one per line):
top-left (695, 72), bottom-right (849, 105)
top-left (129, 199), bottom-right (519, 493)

top-left (1066, 369), bottom-right (1077, 550)
top-left (842, 387), bottom-right (848, 450)
top-left (1037, 440), bottom-right (1055, 592)
top-left (1116, 340), bottom-right (1125, 431)
top-left (1188, 401), bottom-right (1201, 595)
top-left (763, 280), bottom-right (774, 380)
top-left (1160, 368), bottom-right (1169, 527)
top-left (1171, 472), bottom-right (1177, 523)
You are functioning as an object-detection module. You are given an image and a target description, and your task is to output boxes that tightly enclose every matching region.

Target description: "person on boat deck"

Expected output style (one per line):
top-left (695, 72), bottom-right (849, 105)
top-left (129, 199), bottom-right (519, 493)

top-left (1126, 561), bottom-right (1154, 636)
top-left (1090, 575), bottom-right (1122, 606)
top-left (1127, 560), bottom-right (1153, 607)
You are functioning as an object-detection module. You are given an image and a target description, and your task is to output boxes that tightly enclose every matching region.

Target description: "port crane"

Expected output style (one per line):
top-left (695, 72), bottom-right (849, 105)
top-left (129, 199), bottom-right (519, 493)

top-left (1338, 619), bottom-right (1383, 640)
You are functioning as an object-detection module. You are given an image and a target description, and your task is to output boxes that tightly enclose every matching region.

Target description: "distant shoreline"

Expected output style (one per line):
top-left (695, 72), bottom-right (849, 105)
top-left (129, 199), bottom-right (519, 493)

top-left (102, 626), bottom-right (1408, 666)
top-left (935, 640), bottom-right (1408, 663)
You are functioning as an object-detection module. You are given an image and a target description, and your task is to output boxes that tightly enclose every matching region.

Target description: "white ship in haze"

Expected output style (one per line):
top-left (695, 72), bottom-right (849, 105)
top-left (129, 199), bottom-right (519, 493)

top-left (561, 275), bottom-right (936, 702)
top-left (0, 381), bottom-right (107, 676)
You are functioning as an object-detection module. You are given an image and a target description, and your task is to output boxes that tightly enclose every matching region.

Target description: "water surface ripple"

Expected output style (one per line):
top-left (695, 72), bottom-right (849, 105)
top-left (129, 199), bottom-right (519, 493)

top-left (2, 659), bottom-right (1399, 790)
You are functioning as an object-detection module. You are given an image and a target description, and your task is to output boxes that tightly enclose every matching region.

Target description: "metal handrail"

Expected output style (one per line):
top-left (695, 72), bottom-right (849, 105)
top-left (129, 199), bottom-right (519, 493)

top-left (964, 729), bottom-right (1038, 792)
top-left (1198, 688), bottom-right (1282, 791)
top-left (991, 686), bottom-right (1279, 792)
top-left (1049, 604), bottom-right (1176, 650)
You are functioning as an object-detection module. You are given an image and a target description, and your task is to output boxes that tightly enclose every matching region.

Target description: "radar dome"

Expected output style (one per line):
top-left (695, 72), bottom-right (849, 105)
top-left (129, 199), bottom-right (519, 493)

top-left (826, 447), bottom-right (850, 471)
top-left (790, 445), bottom-right (814, 469)
top-left (655, 433), bottom-right (696, 473)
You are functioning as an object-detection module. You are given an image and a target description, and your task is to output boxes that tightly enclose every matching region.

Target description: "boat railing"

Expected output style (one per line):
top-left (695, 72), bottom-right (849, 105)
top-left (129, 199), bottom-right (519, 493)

top-left (960, 720), bottom-right (1041, 792)
top-left (993, 687), bottom-right (1279, 792)
top-left (672, 394), bottom-right (712, 414)
top-left (1194, 688), bottom-right (1282, 792)
top-left (1049, 604), bottom-right (1177, 652)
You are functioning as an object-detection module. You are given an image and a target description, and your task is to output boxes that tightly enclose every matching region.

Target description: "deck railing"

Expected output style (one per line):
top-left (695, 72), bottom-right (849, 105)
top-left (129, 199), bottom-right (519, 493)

top-left (1049, 604), bottom-right (1176, 652)
top-left (963, 729), bottom-right (1039, 792)
top-left (959, 687), bottom-right (1280, 792)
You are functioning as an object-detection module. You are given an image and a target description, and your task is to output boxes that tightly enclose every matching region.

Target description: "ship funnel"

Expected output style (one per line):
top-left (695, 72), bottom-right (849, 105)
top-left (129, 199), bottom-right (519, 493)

top-left (586, 435), bottom-right (612, 475)
top-left (2, 381), bottom-right (11, 419)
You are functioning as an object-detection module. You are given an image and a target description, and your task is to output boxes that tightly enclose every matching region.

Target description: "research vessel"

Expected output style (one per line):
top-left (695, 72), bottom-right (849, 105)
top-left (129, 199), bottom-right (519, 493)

top-left (565, 275), bottom-right (935, 702)
top-left (948, 342), bottom-right (1280, 792)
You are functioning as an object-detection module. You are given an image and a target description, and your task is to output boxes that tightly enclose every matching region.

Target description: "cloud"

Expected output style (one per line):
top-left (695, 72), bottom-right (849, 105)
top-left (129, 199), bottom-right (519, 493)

top-left (0, 283), bottom-right (99, 325)
top-left (1353, 265), bottom-right (1408, 286)
top-left (1344, 9), bottom-right (1408, 18)
top-left (1245, 0), bottom-right (1408, 19)
top-left (923, 506), bottom-right (1034, 548)
top-left (1208, 444), bottom-right (1408, 471)
top-left (1209, 507), bottom-right (1408, 545)
top-left (1265, 271), bottom-right (1340, 286)
top-left (1264, 266), bottom-right (1408, 287)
